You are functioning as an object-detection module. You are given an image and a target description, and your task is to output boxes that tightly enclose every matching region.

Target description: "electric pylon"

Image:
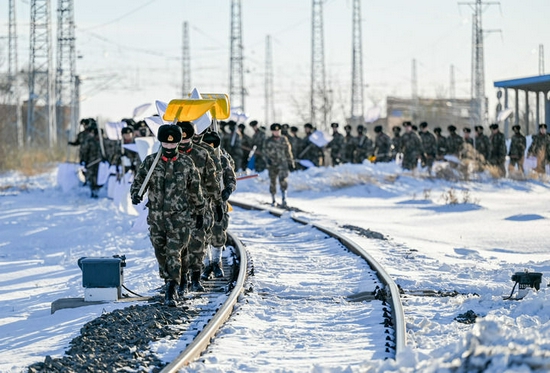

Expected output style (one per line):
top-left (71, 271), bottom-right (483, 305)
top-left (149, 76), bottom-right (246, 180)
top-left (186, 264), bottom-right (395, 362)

top-left (8, 0), bottom-right (23, 147)
top-left (181, 21), bottom-right (191, 96)
top-left (411, 58), bottom-right (418, 122)
top-left (264, 35), bottom-right (275, 126)
top-left (350, 0), bottom-right (364, 125)
top-left (229, 0), bottom-right (245, 114)
top-left (28, 0), bottom-right (56, 147)
top-left (310, 0), bottom-right (327, 131)
top-left (56, 0), bottom-right (77, 142)
top-left (539, 44), bottom-right (545, 75)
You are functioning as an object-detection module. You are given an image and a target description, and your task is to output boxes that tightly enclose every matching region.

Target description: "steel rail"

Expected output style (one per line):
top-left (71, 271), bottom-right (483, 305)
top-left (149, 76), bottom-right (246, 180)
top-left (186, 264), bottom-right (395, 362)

top-left (228, 199), bottom-right (407, 356)
top-left (160, 231), bottom-right (248, 372)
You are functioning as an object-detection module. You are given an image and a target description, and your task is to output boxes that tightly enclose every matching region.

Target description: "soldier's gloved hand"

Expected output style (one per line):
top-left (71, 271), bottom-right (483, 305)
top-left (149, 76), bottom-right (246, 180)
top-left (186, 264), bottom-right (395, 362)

top-left (131, 194), bottom-right (142, 205)
top-left (221, 187), bottom-right (232, 201)
top-left (288, 161), bottom-right (296, 171)
top-left (215, 204), bottom-right (224, 222)
top-left (195, 214), bottom-right (204, 229)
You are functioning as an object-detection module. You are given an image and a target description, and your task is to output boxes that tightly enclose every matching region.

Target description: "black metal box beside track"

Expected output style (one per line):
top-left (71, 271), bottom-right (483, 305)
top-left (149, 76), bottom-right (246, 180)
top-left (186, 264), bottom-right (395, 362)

top-left (78, 257), bottom-right (123, 288)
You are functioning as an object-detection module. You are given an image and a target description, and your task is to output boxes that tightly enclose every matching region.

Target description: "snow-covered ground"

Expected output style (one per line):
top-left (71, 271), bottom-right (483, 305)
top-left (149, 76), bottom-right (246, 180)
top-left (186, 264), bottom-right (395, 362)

top-left (1, 161), bottom-right (550, 372)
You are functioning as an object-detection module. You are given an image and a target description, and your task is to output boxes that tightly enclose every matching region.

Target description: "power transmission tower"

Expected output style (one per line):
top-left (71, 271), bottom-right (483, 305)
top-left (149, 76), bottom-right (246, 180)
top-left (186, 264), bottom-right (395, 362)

top-left (459, 0), bottom-right (499, 126)
top-left (56, 0), bottom-right (77, 143)
top-left (181, 21), bottom-right (191, 96)
top-left (264, 35), bottom-right (275, 126)
top-left (450, 64), bottom-right (456, 100)
top-left (349, 0), bottom-right (364, 125)
top-left (8, 0), bottom-right (23, 147)
top-left (229, 0), bottom-right (245, 114)
top-left (411, 58), bottom-right (418, 122)
top-left (539, 44), bottom-right (545, 75)
top-left (28, 0), bottom-right (56, 147)
top-left (311, 0), bottom-right (327, 131)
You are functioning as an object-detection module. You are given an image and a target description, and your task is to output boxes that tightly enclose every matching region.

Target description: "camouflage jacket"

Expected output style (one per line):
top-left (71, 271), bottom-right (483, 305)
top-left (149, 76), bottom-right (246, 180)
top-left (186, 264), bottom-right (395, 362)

top-left (342, 134), bottom-right (356, 163)
top-left (353, 135), bottom-right (374, 163)
top-left (475, 135), bottom-right (491, 161)
top-left (298, 136), bottom-right (324, 166)
top-left (400, 131), bottom-right (423, 156)
top-left (130, 151), bottom-right (205, 216)
top-left (419, 131), bottom-right (436, 157)
top-left (287, 135), bottom-right (301, 159)
top-left (220, 150), bottom-right (237, 195)
top-left (251, 130), bottom-right (266, 155)
top-left (508, 133), bottom-right (526, 160)
top-left (446, 133), bottom-right (464, 156)
top-left (327, 132), bottom-right (345, 160)
top-left (391, 135), bottom-right (402, 158)
top-left (264, 135), bottom-right (294, 169)
top-left (222, 130), bottom-right (243, 160)
top-left (435, 135), bottom-right (447, 157)
top-left (79, 135), bottom-right (103, 166)
top-left (179, 142), bottom-right (222, 205)
top-left (489, 131), bottom-right (506, 164)
top-left (111, 142), bottom-right (141, 172)
top-left (528, 133), bottom-right (550, 160)
top-left (375, 132), bottom-right (392, 161)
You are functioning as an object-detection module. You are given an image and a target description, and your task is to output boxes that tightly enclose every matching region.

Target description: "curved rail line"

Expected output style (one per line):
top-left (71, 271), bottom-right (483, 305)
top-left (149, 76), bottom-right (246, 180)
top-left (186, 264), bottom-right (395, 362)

top-left (229, 199), bottom-right (407, 356)
top-left (160, 231), bottom-right (249, 372)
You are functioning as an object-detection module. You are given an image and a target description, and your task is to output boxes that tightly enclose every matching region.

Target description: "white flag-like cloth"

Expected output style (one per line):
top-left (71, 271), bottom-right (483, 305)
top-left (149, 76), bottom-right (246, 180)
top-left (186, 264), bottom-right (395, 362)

top-left (105, 121), bottom-right (125, 140)
top-left (155, 100), bottom-right (168, 118)
top-left (188, 88), bottom-right (213, 134)
top-left (497, 108), bottom-right (514, 122)
top-left (97, 161), bottom-right (112, 186)
top-left (132, 103), bottom-right (151, 118)
top-left (144, 116), bottom-right (163, 138)
top-left (309, 130), bottom-right (332, 148)
top-left (122, 143), bottom-right (139, 153)
top-left (135, 137), bottom-right (159, 161)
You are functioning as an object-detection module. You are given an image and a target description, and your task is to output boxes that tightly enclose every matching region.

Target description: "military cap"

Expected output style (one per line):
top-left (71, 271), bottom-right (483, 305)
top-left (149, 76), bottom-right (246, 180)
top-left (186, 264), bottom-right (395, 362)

top-left (175, 121), bottom-right (196, 139)
top-left (121, 127), bottom-right (133, 135)
top-left (331, 122), bottom-right (339, 128)
top-left (249, 120), bottom-right (259, 127)
top-left (512, 125), bottom-right (521, 131)
top-left (344, 124), bottom-right (353, 130)
top-left (448, 125), bottom-right (457, 132)
top-left (539, 123), bottom-right (547, 129)
top-left (474, 125), bottom-right (484, 132)
top-left (238, 123), bottom-right (246, 130)
top-left (227, 120), bottom-right (237, 128)
top-left (489, 123), bottom-right (499, 130)
top-left (356, 124), bottom-right (364, 131)
top-left (157, 125), bottom-right (182, 143)
top-left (411, 125), bottom-right (418, 131)
top-left (434, 127), bottom-right (442, 134)
top-left (282, 123), bottom-right (290, 129)
top-left (304, 123), bottom-right (313, 129)
top-left (122, 118), bottom-right (136, 128)
top-left (374, 125), bottom-right (383, 133)
top-left (463, 127), bottom-right (471, 133)
top-left (419, 121), bottom-right (428, 129)
top-left (270, 123), bottom-right (281, 131)
top-left (202, 131), bottom-right (221, 148)
top-left (402, 121), bottom-right (412, 127)
top-left (290, 126), bottom-right (299, 133)
top-left (392, 126), bottom-right (401, 133)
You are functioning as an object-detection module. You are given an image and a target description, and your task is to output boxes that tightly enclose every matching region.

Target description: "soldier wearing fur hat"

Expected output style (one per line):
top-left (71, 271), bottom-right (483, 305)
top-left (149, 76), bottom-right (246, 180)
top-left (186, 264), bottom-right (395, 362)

top-left (326, 122), bottom-right (345, 166)
top-left (341, 124), bottom-right (355, 163)
top-left (298, 123), bottom-right (324, 167)
top-left (528, 123), bottom-right (550, 174)
top-left (488, 123), bottom-right (507, 177)
top-left (248, 120), bottom-right (267, 172)
top-left (400, 121), bottom-right (423, 170)
top-left (110, 126), bottom-right (141, 178)
top-left (390, 126), bottom-right (402, 160)
top-left (353, 125), bottom-right (374, 164)
top-left (287, 126), bottom-right (301, 165)
top-left (79, 124), bottom-right (106, 198)
top-left (433, 127), bottom-right (447, 161)
top-left (418, 122), bottom-right (436, 170)
top-left (130, 124), bottom-right (205, 306)
top-left (176, 122), bottom-right (223, 294)
top-left (373, 125), bottom-right (392, 163)
top-left (264, 123), bottom-right (294, 206)
top-left (446, 125), bottom-right (463, 157)
top-left (508, 125), bottom-right (526, 174)
top-left (222, 120), bottom-right (243, 172)
top-left (474, 126), bottom-right (491, 164)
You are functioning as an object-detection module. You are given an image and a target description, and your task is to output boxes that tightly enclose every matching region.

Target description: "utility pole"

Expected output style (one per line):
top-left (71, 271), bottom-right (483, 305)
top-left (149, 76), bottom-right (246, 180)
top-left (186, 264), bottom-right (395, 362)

top-left (8, 0), bottom-right (23, 147)
top-left (264, 35), bottom-right (275, 126)
top-left (56, 0), bottom-right (77, 143)
top-left (411, 58), bottom-right (418, 122)
top-left (310, 0), bottom-right (327, 131)
top-left (459, 0), bottom-right (500, 126)
top-left (181, 21), bottom-right (191, 96)
top-left (450, 64), bottom-right (456, 100)
top-left (28, 0), bottom-right (56, 147)
top-left (229, 0), bottom-right (245, 114)
top-left (350, 0), bottom-right (364, 126)
top-left (539, 44), bottom-right (545, 75)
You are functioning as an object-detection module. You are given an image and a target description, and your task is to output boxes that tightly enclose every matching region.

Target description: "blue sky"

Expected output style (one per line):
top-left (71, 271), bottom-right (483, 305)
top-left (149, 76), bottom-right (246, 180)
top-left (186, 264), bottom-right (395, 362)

top-left (2, 0), bottom-right (549, 126)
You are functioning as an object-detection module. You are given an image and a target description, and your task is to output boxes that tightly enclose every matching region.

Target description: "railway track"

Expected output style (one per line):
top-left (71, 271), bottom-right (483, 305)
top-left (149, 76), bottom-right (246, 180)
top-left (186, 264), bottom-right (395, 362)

top-left (28, 201), bottom-right (405, 372)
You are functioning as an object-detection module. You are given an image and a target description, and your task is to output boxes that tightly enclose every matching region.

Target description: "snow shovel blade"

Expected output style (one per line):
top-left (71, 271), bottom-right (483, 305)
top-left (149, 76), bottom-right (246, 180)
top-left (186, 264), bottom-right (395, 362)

top-left (198, 93), bottom-right (231, 120)
top-left (162, 99), bottom-right (217, 122)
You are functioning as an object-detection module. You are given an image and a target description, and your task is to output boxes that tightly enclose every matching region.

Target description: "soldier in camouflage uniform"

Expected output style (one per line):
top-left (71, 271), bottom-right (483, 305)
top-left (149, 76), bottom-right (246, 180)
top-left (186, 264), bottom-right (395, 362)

top-left (433, 127), bottom-right (447, 161)
top-left (110, 126), bottom-right (141, 179)
top-left (176, 122), bottom-right (223, 294)
top-left (400, 121), bottom-right (423, 170)
top-left (249, 120), bottom-right (267, 172)
top-left (298, 123), bottom-right (324, 167)
top-left (326, 122), bottom-right (345, 166)
top-left (287, 126), bottom-right (301, 168)
top-left (418, 122), bottom-right (436, 170)
top-left (264, 123), bottom-right (295, 206)
top-left (508, 125), bottom-right (526, 174)
top-left (222, 121), bottom-right (243, 172)
top-left (130, 125), bottom-right (205, 306)
top-left (68, 118), bottom-right (95, 147)
top-left (353, 124), bottom-right (374, 163)
top-left (201, 131), bottom-right (237, 280)
top-left (445, 125), bottom-right (463, 157)
top-left (342, 125), bottom-right (356, 163)
top-left (374, 125), bottom-right (392, 163)
top-left (488, 123), bottom-right (507, 177)
top-left (79, 125), bottom-right (104, 198)
top-left (474, 126), bottom-right (491, 164)
top-left (528, 123), bottom-right (550, 174)
top-left (462, 127), bottom-right (473, 146)
top-left (238, 123), bottom-right (251, 171)
top-left (390, 126), bottom-right (402, 160)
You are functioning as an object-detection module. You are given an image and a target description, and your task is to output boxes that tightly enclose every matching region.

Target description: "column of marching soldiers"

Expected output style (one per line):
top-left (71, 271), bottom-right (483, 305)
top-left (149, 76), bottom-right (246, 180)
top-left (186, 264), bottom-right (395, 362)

top-left (70, 116), bottom-right (550, 306)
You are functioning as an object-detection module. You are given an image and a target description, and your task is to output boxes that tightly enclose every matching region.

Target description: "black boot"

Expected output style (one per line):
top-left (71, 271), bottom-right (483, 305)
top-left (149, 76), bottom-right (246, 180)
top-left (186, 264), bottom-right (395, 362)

top-left (177, 272), bottom-right (188, 297)
top-left (164, 280), bottom-right (178, 307)
top-left (212, 262), bottom-right (224, 278)
top-left (201, 264), bottom-right (213, 281)
top-left (190, 271), bottom-right (205, 292)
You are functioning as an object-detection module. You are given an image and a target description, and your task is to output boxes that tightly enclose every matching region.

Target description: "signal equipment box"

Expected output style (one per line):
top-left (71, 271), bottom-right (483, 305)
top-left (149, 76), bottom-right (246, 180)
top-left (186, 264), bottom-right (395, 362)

top-left (78, 256), bottom-right (125, 302)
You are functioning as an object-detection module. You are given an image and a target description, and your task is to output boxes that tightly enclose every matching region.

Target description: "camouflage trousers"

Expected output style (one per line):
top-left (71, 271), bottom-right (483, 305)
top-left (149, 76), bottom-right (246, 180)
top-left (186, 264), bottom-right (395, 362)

top-left (148, 211), bottom-right (192, 283)
top-left (402, 154), bottom-right (419, 170)
top-left (183, 207), bottom-right (214, 273)
top-left (211, 205), bottom-right (230, 247)
top-left (85, 163), bottom-right (100, 191)
top-left (268, 166), bottom-right (289, 195)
